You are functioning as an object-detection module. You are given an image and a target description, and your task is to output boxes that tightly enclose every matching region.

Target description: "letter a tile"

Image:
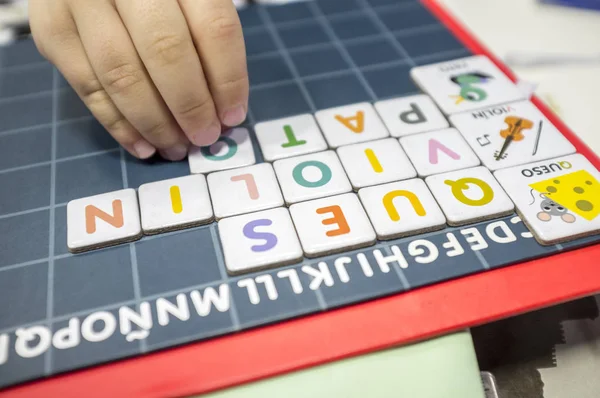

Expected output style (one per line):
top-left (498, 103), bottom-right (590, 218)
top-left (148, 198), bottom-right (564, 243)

top-left (315, 102), bottom-right (389, 148)
top-left (218, 207), bottom-right (303, 274)
top-left (425, 166), bottom-right (514, 226)
top-left (289, 193), bottom-right (376, 257)
top-left (358, 179), bottom-right (446, 240)
top-left (67, 189), bottom-right (142, 253)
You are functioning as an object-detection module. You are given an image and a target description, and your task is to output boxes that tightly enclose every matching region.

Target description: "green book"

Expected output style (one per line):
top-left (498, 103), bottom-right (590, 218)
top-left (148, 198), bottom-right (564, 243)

top-left (197, 330), bottom-right (485, 398)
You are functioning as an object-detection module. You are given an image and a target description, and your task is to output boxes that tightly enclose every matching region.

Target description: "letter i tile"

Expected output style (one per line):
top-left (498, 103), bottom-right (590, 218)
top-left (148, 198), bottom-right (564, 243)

top-left (188, 128), bottom-right (256, 174)
top-left (255, 114), bottom-right (328, 162)
top-left (337, 138), bottom-right (417, 189)
top-left (208, 163), bottom-right (284, 219)
top-left (358, 179), bottom-right (446, 240)
top-left (138, 175), bottom-right (213, 234)
top-left (67, 189), bottom-right (142, 253)
top-left (289, 193), bottom-right (376, 258)
top-left (425, 166), bottom-right (514, 226)
top-left (218, 207), bottom-right (303, 274)
top-left (315, 102), bottom-right (389, 148)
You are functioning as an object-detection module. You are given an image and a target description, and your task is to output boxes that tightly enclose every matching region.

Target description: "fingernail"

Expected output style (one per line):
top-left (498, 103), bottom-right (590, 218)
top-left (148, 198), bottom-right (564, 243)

top-left (222, 105), bottom-right (246, 127)
top-left (192, 122), bottom-right (221, 147)
top-left (133, 140), bottom-right (156, 159)
top-left (161, 144), bottom-right (188, 161)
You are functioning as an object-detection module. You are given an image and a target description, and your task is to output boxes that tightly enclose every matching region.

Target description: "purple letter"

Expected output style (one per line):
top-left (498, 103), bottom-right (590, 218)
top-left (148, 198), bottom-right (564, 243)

top-left (243, 219), bottom-right (278, 252)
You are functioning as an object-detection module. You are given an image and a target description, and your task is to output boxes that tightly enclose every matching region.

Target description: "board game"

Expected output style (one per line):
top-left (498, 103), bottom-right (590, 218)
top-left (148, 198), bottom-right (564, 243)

top-left (1, 0), bottom-right (600, 396)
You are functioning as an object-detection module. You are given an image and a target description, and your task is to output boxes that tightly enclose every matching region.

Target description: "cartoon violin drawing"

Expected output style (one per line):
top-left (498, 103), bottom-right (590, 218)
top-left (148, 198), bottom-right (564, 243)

top-left (494, 116), bottom-right (534, 161)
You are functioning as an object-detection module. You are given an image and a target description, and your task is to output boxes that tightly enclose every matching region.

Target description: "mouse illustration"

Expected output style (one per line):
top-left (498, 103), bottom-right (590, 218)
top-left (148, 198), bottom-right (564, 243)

top-left (529, 190), bottom-right (576, 223)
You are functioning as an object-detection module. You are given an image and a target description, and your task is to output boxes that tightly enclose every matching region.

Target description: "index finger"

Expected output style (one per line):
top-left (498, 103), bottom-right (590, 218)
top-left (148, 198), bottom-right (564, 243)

top-left (116, 0), bottom-right (221, 147)
top-left (179, 0), bottom-right (249, 127)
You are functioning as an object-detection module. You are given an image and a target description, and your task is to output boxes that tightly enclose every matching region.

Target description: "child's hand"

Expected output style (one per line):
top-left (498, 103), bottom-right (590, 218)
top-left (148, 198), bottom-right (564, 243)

top-left (30, 0), bottom-right (249, 161)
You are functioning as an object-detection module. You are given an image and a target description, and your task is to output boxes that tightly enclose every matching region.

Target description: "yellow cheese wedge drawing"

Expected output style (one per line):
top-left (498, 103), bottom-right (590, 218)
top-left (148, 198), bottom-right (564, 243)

top-left (529, 170), bottom-right (600, 221)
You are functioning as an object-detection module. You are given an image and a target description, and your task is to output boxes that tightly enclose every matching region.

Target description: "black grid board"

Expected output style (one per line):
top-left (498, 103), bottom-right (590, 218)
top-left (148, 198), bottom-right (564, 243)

top-left (1, 0), bottom-right (599, 390)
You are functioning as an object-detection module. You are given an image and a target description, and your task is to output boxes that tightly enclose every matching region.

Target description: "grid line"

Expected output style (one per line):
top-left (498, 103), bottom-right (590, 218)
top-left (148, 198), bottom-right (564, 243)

top-left (473, 250), bottom-right (490, 270)
top-left (43, 67), bottom-right (59, 375)
top-left (0, 277), bottom-right (229, 336)
top-left (0, 148), bottom-right (120, 175)
top-left (241, 1), bottom-right (423, 34)
top-left (0, 116), bottom-right (94, 138)
top-left (356, 0), bottom-right (416, 67)
top-left (246, 22), bottom-right (444, 63)
top-left (2, 1), bottom-right (597, 389)
top-left (308, 1), bottom-right (378, 101)
top-left (119, 147), bottom-right (147, 353)
top-left (210, 224), bottom-right (241, 331)
top-left (256, 6), bottom-right (317, 112)
top-left (381, 245), bottom-right (411, 290)
top-left (250, 57), bottom-right (419, 94)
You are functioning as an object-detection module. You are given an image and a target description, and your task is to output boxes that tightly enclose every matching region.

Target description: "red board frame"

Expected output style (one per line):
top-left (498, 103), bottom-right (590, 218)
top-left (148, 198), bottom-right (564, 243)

top-left (3, 1), bottom-right (600, 397)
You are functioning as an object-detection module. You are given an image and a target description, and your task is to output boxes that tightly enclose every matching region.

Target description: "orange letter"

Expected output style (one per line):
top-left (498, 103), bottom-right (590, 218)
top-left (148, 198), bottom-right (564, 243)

top-left (231, 174), bottom-right (259, 200)
top-left (85, 200), bottom-right (124, 234)
top-left (335, 111), bottom-right (364, 133)
top-left (316, 205), bottom-right (350, 236)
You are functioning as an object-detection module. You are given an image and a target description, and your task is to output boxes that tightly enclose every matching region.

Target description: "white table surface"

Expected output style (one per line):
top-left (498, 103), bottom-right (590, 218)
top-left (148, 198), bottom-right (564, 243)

top-left (437, 0), bottom-right (600, 155)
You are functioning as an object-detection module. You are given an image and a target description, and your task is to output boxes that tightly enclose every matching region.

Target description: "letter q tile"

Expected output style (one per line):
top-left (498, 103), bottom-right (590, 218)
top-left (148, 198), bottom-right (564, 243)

top-left (425, 166), bottom-right (514, 226)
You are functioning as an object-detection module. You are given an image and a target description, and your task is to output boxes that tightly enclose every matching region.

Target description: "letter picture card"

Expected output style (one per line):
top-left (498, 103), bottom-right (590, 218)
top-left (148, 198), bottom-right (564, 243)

top-left (410, 55), bottom-right (526, 115)
top-left (2, 0), bottom-right (600, 395)
top-left (495, 154), bottom-right (600, 245)
top-left (450, 101), bottom-right (576, 171)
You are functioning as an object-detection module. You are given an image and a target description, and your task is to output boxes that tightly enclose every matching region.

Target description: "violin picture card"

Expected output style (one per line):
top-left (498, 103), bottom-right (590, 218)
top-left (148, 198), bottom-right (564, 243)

top-left (410, 55), bottom-right (526, 115)
top-left (450, 100), bottom-right (576, 171)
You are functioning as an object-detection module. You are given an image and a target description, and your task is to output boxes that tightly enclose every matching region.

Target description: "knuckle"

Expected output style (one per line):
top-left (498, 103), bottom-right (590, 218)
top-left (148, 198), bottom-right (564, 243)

top-left (146, 34), bottom-right (188, 66)
top-left (79, 81), bottom-right (109, 109)
top-left (206, 14), bottom-right (240, 41)
top-left (176, 95), bottom-right (214, 121)
top-left (143, 120), bottom-right (177, 147)
top-left (104, 117), bottom-right (131, 141)
top-left (215, 73), bottom-right (248, 95)
top-left (99, 63), bottom-right (144, 96)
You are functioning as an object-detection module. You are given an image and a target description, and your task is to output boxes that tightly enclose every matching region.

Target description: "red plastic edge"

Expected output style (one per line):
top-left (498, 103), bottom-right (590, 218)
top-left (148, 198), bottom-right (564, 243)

top-left (3, 1), bottom-right (600, 397)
